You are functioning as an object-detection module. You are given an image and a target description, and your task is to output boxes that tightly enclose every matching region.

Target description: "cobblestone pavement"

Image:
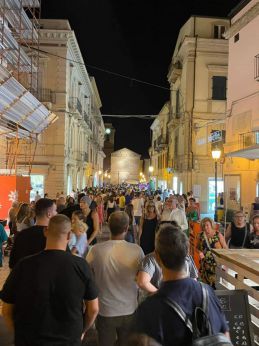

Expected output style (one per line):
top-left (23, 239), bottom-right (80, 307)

top-left (0, 224), bottom-right (110, 346)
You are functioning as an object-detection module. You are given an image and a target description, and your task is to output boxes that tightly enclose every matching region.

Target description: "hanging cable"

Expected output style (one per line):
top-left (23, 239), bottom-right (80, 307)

top-left (22, 44), bottom-right (170, 91)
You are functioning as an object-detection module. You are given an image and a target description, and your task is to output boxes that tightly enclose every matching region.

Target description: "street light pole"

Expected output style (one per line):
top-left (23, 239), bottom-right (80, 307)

top-left (211, 149), bottom-right (221, 223)
top-left (215, 160), bottom-right (218, 222)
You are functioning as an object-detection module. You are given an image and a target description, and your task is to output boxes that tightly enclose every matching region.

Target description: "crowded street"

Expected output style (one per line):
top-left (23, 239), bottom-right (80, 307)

top-left (0, 0), bottom-right (259, 345)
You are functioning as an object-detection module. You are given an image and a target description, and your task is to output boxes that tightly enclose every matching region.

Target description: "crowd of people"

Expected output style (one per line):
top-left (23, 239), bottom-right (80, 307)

top-left (0, 184), bottom-right (258, 345)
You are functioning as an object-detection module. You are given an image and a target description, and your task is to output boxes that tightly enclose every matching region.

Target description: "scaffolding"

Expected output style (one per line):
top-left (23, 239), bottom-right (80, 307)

top-left (0, 1), bottom-right (57, 174)
top-left (0, 0), bottom-right (40, 94)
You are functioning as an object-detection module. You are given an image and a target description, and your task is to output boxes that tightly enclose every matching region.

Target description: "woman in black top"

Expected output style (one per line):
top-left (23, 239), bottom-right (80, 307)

top-left (139, 202), bottom-right (158, 255)
top-left (80, 196), bottom-right (99, 246)
top-left (225, 211), bottom-right (252, 248)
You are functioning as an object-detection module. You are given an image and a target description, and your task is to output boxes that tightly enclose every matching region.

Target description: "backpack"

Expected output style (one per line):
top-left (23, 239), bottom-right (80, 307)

top-left (164, 283), bottom-right (233, 346)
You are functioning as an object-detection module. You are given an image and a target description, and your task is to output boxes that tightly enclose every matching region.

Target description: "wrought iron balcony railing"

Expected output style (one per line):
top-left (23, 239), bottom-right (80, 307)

top-left (68, 97), bottom-right (83, 115)
top-left (239, 130), bottom-right (259, 149)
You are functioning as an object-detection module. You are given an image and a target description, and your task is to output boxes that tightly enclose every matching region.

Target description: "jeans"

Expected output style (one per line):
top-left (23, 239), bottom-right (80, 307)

top-left (96, 313), bottom-right (135, 346)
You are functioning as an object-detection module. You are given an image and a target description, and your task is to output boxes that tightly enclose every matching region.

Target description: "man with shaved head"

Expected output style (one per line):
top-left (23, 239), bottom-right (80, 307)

top-left (1, 214), bottom-right (99, 346)
top-left (87, 211), bottom-right (144, 346)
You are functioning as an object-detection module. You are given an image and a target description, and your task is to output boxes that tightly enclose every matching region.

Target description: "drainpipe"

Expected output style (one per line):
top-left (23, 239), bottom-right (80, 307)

top-left (189, 16), bottom-right (198, 190)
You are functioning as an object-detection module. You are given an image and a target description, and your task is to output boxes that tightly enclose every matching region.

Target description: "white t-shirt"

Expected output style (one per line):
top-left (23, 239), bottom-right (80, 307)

top-left (132, 198), bottom-right (144, 217)
top-left (169, 208), bottom-right (188, 231)
top-left (86, 240), bottom-right (144, 317)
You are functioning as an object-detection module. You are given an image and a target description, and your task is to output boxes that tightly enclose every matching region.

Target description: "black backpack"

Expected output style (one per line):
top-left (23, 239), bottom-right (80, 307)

top-left (164, 283), bottom-right (233, 346)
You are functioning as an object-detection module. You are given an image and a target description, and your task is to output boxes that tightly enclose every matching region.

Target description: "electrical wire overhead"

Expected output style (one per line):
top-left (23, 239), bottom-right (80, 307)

top-left (23, 45), bottom-right (170, 91)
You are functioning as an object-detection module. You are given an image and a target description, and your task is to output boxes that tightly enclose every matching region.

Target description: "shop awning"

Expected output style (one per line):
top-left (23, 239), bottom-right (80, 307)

top-left (225, 145), bottom-right (259, 160)
top-left (0, 64), bottom-right (58, 138)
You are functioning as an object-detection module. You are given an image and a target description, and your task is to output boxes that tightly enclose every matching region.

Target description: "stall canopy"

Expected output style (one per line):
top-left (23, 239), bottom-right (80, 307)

top-left (225, 145), bottom-right (259, 160)
top-left (0, 64), bottom-right (57, 138)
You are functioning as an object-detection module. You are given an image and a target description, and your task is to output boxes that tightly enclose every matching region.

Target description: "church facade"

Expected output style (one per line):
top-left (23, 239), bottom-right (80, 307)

top-left (110, 148), bottom-right (141, 185)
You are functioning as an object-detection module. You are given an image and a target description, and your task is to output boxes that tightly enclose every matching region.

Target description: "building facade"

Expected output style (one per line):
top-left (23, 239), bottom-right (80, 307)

top-left (15, 19), bottom-right (105, 196)
top-left (167, 16), bottom-right (230, 213)
top-left (110, 148), bottom-right (141, 185)
top-left (149, 102), bottom-right (172, 190)
top-left (224, 0), bottom-right (259, 213)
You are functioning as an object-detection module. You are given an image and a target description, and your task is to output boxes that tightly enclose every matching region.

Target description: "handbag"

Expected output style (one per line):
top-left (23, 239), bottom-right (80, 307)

top-left (163, 283), bottom-right (233, 346)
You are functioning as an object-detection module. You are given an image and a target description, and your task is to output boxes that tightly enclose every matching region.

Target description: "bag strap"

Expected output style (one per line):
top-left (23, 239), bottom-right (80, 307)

top-left (163, 283), bottom-right (212, 338)
top-left (163, 297), bottom-right (193, 333)
top-left (203, 231), bottom-right (211, 251)
top-left (193, 282), bottom-right (212, 338)
top-left (241, 224), bottom-right (248, 248)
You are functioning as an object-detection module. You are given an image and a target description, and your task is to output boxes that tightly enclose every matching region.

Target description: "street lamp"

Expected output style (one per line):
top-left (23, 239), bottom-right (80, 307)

top-left (148, 166), bottom-right (154, 174)
top-left (211, 149), bottom-right (221, 222)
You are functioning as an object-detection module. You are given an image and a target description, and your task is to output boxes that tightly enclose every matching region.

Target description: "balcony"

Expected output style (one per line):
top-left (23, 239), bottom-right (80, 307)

top-left (68, 97), bottom-right (82, 115)
top-left (154, 135), bottom-right (168, 152)
top-left (239, 131), bottom-right (259, 149)
top-left (225, 131), bottom-right (259, 160)
top-left (157, 134), bottom-right (168, 148)
top-left (168, 60), bottom-right (182, 83)
top-left (84, 111), bottom-right (90, 125)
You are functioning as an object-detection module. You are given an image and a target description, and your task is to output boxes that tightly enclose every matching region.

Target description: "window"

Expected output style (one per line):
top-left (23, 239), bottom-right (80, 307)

top-left (214, 25), bottom-right (225, 39)
top-left (212, 76), bottom-right (227, 100)
top-left (234, 33), bottom-right (239, 43)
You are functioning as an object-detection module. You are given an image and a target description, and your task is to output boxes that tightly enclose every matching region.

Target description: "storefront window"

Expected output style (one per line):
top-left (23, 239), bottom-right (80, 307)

top-left (30, 175), bottom-right (44, 201)
top-left (208, 178), bottom-right (224, 212)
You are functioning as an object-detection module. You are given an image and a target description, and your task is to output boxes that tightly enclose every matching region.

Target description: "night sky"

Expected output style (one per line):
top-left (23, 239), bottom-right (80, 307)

top-left (41, 0), bottom-right (241, 157)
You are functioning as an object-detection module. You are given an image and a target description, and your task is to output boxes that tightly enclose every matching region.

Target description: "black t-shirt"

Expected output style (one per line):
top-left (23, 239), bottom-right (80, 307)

top-left (134, 278), bottom-right (228, 346)
top-left (1, 250), bottom-right (98, 346)
top-left (9, 226), bottom-right (46, 269)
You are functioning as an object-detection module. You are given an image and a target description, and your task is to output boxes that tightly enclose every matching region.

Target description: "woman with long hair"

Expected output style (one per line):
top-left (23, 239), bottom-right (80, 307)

top-left (16, 203), bottom-right (34, 232)
top-left (80, 196), bottom-right (99, 246)
top-left (139, 202), bottom-right (158, 255)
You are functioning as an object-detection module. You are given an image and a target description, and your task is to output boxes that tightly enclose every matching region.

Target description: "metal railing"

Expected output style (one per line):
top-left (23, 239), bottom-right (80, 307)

top-left (157, 134), bottom-right (168, 147)
top-left (239, 130), bottom-right (259, 149)
top-left (84, 111), bottom-right (90, 125)
top-left (68, 97), bottom-right (83, 114)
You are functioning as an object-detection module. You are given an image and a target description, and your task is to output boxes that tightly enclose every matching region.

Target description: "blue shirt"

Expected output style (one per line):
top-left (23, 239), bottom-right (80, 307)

top-left (134, 278), bottom-right (228, 346)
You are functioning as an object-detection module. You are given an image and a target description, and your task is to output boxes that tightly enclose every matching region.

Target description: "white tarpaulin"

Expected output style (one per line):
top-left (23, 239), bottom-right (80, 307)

top-left (0, 64), bottom-right (57, 138)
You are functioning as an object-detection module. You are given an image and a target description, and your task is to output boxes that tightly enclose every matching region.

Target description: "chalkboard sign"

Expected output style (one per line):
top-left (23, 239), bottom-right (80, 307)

top-left (216, 290), bottom-right (254, 346)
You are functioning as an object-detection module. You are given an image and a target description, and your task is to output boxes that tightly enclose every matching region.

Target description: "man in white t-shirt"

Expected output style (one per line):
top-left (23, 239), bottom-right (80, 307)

top-left (86, 211), bottom-right (144, 346)
top-left (169, 198), bottom-right (188, 231)
top-left (132, 192), bottom-right (144, 225)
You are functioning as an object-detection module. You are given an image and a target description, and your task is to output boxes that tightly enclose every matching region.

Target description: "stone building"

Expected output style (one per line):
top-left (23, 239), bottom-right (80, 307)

top-left (16, 19), bottom-right (105, 196)
top-left (149, 102), bottom-right (172, 190)
top-left (224, 0), bottom-right (259, 212)
top-left (110, 148), bottom-right (141, 185)
top-left (166, 16), bottom-right (229, 213)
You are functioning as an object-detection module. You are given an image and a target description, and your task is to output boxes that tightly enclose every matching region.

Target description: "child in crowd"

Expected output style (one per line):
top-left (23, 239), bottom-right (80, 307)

top-left (70, 210), bottom-right (88, 257)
